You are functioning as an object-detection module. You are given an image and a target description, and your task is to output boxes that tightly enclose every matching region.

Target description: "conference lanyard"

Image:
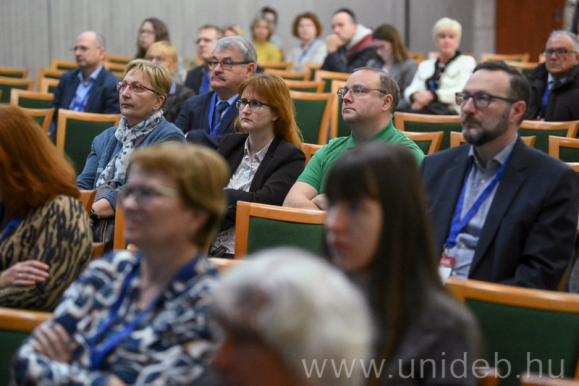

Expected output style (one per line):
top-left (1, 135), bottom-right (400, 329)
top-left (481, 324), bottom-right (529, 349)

top-left (208, 93), bottom-right (237, 135)
top-left (444, 148), bottom-right (514, 250)
top-left (0, 207), bottom-right (24, 244)
top-left (69, 81), bottom-right (95, 112)
top-left (88, 251), bottom-right (203, 371)
top-left (539, 82), bottom-right (551, 118)
top-left (297, 40), bottom-right (317, 62)
top-left (200, 72), bottom-right (210, 94)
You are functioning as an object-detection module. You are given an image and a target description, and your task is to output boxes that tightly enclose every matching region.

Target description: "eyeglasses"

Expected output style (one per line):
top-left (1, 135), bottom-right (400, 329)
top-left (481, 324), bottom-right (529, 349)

top-left (543, 48), bottom-right (577, 57)
top-left (337, 85), bottom-right (388, 99)
top-left (374, 44), bottom-right (389, 51)
top-left (207, 60), bottom-right (251, 70)
top-left (455, 92), bottom-right (518, 109)
top-left (145, 55), bottom-right (167, 63)
top-left (236, 98), bottom-right (271, 111)
top-left (139, 29), bottom-right (155, 36)
top-left (118, 185), bottom-right (178, 208)
top-left (117, 81), bottom-right (158, 94)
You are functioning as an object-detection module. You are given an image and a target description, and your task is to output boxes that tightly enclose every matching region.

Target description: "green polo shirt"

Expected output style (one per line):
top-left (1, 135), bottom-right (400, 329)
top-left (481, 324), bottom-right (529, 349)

top-left (297, 120), bottom-right (425, 193)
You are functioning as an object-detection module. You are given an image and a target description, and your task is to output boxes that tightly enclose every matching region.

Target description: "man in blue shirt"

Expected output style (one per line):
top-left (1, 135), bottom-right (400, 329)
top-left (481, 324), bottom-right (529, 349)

top-left (49, 31), bottom-right (120, 139)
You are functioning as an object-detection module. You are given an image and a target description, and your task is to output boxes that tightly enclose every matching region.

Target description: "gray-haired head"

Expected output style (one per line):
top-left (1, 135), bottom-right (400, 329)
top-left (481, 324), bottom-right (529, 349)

top-left (548, 30), bottom-right (579, 51)
top-left (211, 248), bottom-right (374, 386)
top-left (213, 35), bottom-right (257, 63)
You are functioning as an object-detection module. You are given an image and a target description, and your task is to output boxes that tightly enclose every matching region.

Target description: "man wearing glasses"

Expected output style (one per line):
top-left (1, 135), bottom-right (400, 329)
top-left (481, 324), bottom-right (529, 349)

top-left (283, 67), bottom-right (424, 210)
top-left (184, 25), bottom-right (223, 95)
top-left (421, 61), bottom-right (579, 290)
top-left (176, 36), bottom-right (256, 149)
top-left (525, 30), bottom-right (579, 121)
top-left (49, 31), bottom-right (120, 140)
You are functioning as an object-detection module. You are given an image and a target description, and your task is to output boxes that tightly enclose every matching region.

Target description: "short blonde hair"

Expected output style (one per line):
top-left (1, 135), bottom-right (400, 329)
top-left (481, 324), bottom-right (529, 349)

top-left (146, 41), bottom-right (178, 65)
top-left (432, 17), bottom-right (462, 44)
top-left (131, 143), bottom-right (229, 246)
top-left (123, 59), bottom-right (172, 107)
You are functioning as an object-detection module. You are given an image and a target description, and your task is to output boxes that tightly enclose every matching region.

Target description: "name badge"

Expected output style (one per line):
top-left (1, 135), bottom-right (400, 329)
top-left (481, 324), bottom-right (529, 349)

top-left (438, 253), bottom-right (455, 284)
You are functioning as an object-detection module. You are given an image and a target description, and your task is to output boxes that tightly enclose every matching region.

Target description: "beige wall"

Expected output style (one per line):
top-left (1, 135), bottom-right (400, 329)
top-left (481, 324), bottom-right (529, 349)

top-left (0, 0), bottom-right (494, 85)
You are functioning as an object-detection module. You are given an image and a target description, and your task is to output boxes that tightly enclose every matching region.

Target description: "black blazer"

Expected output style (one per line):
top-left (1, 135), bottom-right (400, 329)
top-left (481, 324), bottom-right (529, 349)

top-left (421, 138), bottom-right (579, 290)
top-left (217, 133), bottom-right (305, 230)
top-left (177, 91), bottom-right (239, 150)
top-left (49, 68), bottom-right (120, 130)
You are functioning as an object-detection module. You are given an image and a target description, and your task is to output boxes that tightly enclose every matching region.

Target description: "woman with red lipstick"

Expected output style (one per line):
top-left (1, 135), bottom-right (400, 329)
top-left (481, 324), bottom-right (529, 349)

top-left (209, 73), bottom-right (305, 258)
top-left (403, 17), bottom-right (476, 115)
top-left (77, 59), bottom-right (185, 252)
top-left (324, 142), bottom-right (481, 386)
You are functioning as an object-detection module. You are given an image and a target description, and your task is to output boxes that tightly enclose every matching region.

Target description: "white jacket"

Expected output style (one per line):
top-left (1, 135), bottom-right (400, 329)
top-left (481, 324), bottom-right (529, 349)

top-left (404, 55), bottom-right (476, 113)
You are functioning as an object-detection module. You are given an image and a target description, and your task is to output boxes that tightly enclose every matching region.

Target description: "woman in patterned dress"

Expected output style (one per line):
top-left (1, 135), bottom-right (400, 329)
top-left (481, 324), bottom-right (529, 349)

top-left (11, 142), bottom-right (229, 385)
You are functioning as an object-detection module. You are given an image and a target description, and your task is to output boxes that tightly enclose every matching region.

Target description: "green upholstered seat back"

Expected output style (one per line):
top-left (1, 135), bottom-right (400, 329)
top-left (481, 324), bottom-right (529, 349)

top-left (55, 63), bottom-right (78, 71)
top-left (31, 114), bottom-right (49, 129)
top-left (63, 119), bottom-right (114, 175)
top-left (518, 128), bottom-right (568, 153)
top-left (557, 145), bottom-right (579, 162)
top-left (293, 98), bottom-right (328, 144)
top-left (47, 84), bottom-right (59, 94)
top-left (0, 71), bottom-right (25, 79)
top-left (465, 299), bottom-right (579, 386)
top-left (288, 85), bottom-right (318, 93)
top-left (246, 217), bottom-right (324, 255)
top-left (399, 121), bottom-right (461, 151)
top-left (18, 97), bottom-right (52, 109)
top-left (0, 83), bottom-right (29, 104)
top-left (336, 99), bottom-right (351, 138)
top-left (412, 140), bottom-right (433, 155)
top-left (0, 329), bottom-right (29, 386)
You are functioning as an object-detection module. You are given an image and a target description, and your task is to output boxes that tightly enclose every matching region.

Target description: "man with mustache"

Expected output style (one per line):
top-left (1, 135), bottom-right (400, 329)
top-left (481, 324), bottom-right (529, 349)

top-left (176, 36), bottom-right (256, 149)
top-left (421, 61), bottom-right (579, 290)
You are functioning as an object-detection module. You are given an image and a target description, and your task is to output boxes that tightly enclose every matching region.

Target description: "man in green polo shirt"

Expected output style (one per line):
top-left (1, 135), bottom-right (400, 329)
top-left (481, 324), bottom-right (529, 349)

top-left (283, 67), bottom-right (424, 210)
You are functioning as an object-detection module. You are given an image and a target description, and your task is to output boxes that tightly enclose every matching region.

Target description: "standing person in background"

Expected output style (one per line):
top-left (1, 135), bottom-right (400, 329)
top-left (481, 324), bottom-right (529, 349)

top-left (368, 24), bottom-right (417, 111)
top-left (185, 25), bottom-right (224, 95)
top-left (146, 41), bottom-right (196, 123)
top-left (261, 6), bottom-right (283, 48)
top-left (403, 17), bottom-right (476, 115)
top-left (321, 8), bottom-right (375, 73)
top-left (286, 12), bottom-right (328, 72)
top-left (251, 16), bottom-right (282, 63)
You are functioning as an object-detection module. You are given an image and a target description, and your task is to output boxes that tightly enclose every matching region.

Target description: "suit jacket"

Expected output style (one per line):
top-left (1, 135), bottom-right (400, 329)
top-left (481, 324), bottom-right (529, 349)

top-left (177, 91), bottom-right (239, 150)
top-left (184, 65), bottom-right (208, 95)
top-left (421, 138), bottom-right (579, 290)
top-left (217, 133), bottom-right (305, 230)
top-left (50, 67), bottom-right (120, 131)
top-left (163, 83), bottom-right (196, 123)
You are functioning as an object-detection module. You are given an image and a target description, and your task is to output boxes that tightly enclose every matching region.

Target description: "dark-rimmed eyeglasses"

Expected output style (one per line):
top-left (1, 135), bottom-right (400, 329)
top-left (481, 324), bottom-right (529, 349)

top-left (543, 48), bottom-right (577, 57)
top-left (337, 85), bottom-right (388, 99)
top-left (455, 92), bottom-right (517, 109)
top-left (207, 60), bottom-right (251, 70)
top-left (118, 185), bottom-right (178, 208)
top-left (236, 98), bottom-right (271, 111)
top-left (117, 81), bottom-right (158, 94)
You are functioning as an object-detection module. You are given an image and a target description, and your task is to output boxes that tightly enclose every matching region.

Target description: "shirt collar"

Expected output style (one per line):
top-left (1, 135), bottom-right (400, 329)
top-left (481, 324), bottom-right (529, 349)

top-left (169, 80), bottom-right (177, 94)
top-left (468, 134), bottom-right (518, 168)
top-left (77, 65), bottom-right (103, 84)
top-left (548, 72), bottom-right (566, 85)
top-left (217, 93), bottom-right (239, 106)
top-left (243, 136), bottom-right (275, 162)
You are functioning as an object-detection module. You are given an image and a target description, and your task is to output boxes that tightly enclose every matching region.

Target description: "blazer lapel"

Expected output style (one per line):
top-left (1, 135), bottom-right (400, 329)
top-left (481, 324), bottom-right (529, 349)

top-left (470, 138), bottom-right (528, 271)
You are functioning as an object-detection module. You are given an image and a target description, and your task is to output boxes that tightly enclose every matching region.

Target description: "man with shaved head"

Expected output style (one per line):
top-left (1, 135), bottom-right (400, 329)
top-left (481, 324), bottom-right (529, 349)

top-left (49, 31), bottom-right (120, 138)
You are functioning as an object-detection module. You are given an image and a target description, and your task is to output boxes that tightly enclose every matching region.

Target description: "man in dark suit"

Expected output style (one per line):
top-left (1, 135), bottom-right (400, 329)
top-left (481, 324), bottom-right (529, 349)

top-left (184, 25), bottom-right (223, 95)
top-left (49, 31), bottom-right (120, 139)
top-left (176, 36), bottom-right (256, 149)
top-left (421, 61), bottom-right (579, 290)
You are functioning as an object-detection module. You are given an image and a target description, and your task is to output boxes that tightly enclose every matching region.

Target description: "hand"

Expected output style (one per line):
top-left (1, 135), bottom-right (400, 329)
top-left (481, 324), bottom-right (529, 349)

top-left (106, 375), bottom-right (127, 386)
top-left (326, 34), bottom-right (342, 53)
top-left (0, 260), bottom-right (49, 288)
top-left (411, 91), bottom-right (434, 110)
top-left (311, 194), bottom-right (328, 211)
top-left (31, 323), bottom-right (75, 363)
top-left (93, 198), bottom-right (115, 218)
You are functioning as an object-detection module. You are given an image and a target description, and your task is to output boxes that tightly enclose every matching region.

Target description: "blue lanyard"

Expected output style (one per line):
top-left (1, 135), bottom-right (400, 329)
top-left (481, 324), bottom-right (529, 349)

top-left (444, 147), bottom-right (514, 249)
top-left (69, 81), bottom-right (95, 112)
top-left (88, 251), bottom-right (203, 371)
top-left (0, 207), bottom-right (24, 244)
top-left (208, 93), bottom-right (237, 135)
top-left (297, 40), bottom-right (317, 62)
top-left (539, 82), bottom-right (551, 118)
top-left (200, 72), bottom-right (210, 94)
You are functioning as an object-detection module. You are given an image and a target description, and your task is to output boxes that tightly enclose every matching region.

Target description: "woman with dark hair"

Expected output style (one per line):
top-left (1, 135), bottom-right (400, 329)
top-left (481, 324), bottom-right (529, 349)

top-left (286, 12), bottom-right (328, 72)
top-left (0, 106), bottom-right (92, 311)
top-left (135, 17), bottom-right (170, 59)
top-left (324, 142), bottom-right (480, 385)
top-left (368, 24), bottom-right (417, 110)
top-left (209, 73), bottom-right (305, 258)
top-left (251, 16), bottom-right (282, 63)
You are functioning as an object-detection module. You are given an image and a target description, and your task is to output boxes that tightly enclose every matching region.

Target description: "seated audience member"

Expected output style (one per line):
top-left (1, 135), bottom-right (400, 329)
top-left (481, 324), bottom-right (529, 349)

top-left (261, 6), bottom-right (283, 48)
top-left (210, 73), bottom-right (305, 258)
top-left (0, 106), bottom-right (92, 312)
top-left (185, 25), bottom-right (223, 95)
top-left (286, 12), bottom-right (328, 72)
top-left (146, 41), bottom-right (196, 123)
top-left (321, 8), bottom-right (375, 73)
top-left (404, 17), bottom-right (476, 115)
top-left (223, 24), bottom-right (247, 37)
top-left (524, 30), bottom-right (579, 121)
top-left (135, 17), bottom-right (187, 83)
top-left (176, 36), bottom-right (257, 149)
top-left (421, 61), bottom-right (579, 290)
top-left (211, 248), bottom-right (374, 386)
top-left (49, 31), bottom-right (120, 138)
top-left (283, 67), bottom-right (424, 210)
top-left (325, 142), bottom-right (481, 385)
top-left (251, 15), bottom-right (282, 63)
top-left (368, 24), bottom-right (417, 111)
top-left (77, 60), bottom-right (185, 252)
top-left (11, 142), bottom-right (229, 385)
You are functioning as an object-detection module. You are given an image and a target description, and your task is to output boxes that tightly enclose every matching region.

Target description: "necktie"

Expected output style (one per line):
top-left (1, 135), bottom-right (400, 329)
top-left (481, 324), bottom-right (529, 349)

top-left (212, 101), bottom-right (229, 129)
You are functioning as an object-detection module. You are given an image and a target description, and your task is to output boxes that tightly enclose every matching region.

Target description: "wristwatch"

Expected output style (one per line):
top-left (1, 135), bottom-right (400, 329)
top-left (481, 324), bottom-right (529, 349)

top-left (89, 208), bottom-right (100, 222)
